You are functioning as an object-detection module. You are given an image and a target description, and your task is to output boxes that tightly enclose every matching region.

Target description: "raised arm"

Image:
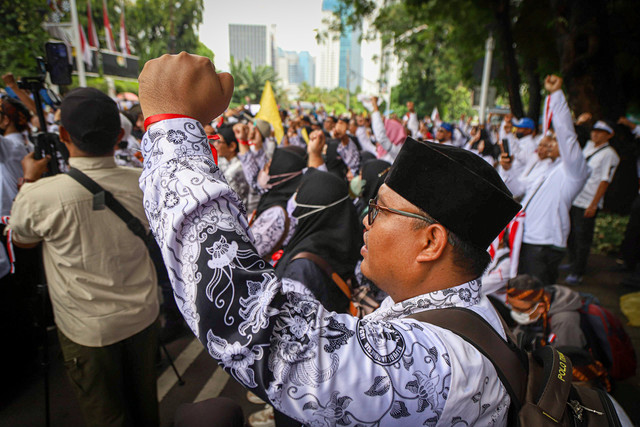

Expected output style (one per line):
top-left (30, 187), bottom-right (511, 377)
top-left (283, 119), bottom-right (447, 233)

top-left (136, 53), bottom-right (471, 426)
top-left (545, 75), bottom-right (588, 183)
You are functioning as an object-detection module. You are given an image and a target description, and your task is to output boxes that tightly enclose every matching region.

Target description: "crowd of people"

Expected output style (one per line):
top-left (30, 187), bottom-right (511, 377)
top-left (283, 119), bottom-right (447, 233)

top-left (0, 51), bottom-right (639, 427)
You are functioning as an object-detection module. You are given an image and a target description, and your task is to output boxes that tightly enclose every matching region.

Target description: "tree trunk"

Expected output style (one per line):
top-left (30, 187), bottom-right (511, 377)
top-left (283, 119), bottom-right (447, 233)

top-left (551, 0), bottom-right (623, 120)
top-left (493, 0), bottom-right (524, 118)
top-left (524, 56), bottom-right (542, 128)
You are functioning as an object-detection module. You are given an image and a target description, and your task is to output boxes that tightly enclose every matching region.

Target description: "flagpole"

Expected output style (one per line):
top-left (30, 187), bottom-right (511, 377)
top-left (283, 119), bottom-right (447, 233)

top-left (69, 0), bottom-right (87, 87)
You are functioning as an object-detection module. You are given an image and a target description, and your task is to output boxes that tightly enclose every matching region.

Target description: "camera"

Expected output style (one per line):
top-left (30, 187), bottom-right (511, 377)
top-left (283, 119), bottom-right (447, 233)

top-left (15, 41), bottom-right (72, 175)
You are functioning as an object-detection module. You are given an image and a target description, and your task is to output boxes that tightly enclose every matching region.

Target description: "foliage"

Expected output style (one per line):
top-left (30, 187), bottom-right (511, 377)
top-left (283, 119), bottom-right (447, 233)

top-left (68, 76), bottom-right (139, 94)
top-left (591, 212), bottom-right (629, 256)
top-left (196, 41), bottom-right (214, 61)
top-left (75, 0), bottom-right (204, 70)
top-left (296, 82), bottom-right (366, 115)
top-left (333, 0), bottom-right (640, 122)
top-left (0, 0), bottom-right (204, 79)
top-left (229, 57), bottom-right (289, 107)
top-left (329, 1), bottom-right (491, 121)
top-left (0, 0), bottom-right (50, 77)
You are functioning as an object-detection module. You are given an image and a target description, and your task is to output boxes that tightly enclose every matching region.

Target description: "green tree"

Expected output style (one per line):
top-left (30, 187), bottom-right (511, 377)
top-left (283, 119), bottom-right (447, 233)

top-left (229, 57), bottom-right (288, 106)
top-left (0, 0), bottom-right (49, 76)
top-left (76, 0), bottom-right (204, 70)
top-left (195, 41), bottom-right (214, 61)
top-left (334, 0), bottom-right (640, 123)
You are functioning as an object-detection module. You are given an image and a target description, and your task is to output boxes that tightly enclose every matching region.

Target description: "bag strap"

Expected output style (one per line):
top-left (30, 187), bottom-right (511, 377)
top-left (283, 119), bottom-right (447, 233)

top-left (291, 251), bottom-right (352, 299)
top-left (584, 144), bottom-right (609, 163)
top-left (408, 307), bottom-right (527, 411)
top-left (521, 173), bottom-right (549, 213)
top-left (66, 167), bottom-right (150, 244)
top-left (291, 251), bottom-right (359, 317)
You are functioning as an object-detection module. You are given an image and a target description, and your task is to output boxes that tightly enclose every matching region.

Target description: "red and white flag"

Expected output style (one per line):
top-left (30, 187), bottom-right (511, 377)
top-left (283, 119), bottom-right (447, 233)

top-left (102, 0), bottom-right (116, 51)
top-left (119, 7), bottom-right (131, 55)
top-left (87, 0), bottom-right (100, 49)
top-left (78, 24), bottom-right (93, 68)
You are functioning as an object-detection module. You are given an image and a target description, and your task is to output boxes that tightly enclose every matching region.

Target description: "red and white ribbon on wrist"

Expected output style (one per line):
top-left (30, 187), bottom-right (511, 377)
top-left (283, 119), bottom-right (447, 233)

top-left (543, 95), bottom-right (553, 135)
top-left (143, 114), bottom-right (195, 131)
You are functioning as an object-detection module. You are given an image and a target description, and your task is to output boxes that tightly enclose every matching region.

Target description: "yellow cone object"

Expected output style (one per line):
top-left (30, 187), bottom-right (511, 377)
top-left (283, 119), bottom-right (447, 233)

top-left (301, 127), bottom-right (309, 144)
top-left (620, 292), bottom-right (640, 327)
top-left (255, 81), bottom-right (284, 144)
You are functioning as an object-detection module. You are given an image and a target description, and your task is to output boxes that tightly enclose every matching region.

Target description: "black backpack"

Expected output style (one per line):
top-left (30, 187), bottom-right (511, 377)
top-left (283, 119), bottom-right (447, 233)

top-left (409, 307), bottom-right (623, 426)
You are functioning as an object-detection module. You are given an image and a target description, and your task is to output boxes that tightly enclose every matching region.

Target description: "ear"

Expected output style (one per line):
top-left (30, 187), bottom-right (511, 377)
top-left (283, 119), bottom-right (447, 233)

top-left (415, 223), bottom-right (449, 263)
top-left (59, 126), bottom-right (72, 144)
top-left (0, 114), bottom-right (9, 128)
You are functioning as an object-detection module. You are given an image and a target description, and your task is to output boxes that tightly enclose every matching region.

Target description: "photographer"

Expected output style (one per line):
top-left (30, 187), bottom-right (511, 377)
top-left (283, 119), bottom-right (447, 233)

top-left (7, 87), bottom-right (160, 427)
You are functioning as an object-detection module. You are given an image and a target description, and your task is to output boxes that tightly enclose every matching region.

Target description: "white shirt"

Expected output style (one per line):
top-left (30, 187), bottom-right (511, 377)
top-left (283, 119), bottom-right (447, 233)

top-left (371, 111), bottom-right (402, 162)
top-left (572, 141), bottom-right (619, 209)
top-left (403, 112), bottom-right (419, 137)
top-left (0, 133), bottom-right (29, 216)
top-left (140, 117), bottom-right (510, 426)
top-left (511, 134), bottom-right (538, 172)
top-left (355, 126), bottom-right (376, 155)
top-left (502, 90), bottom-right (589, 248)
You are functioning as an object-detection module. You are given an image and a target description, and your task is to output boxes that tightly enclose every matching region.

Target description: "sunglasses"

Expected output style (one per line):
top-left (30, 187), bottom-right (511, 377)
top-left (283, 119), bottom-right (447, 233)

top-left (367, 198), bottom-right (436, 227)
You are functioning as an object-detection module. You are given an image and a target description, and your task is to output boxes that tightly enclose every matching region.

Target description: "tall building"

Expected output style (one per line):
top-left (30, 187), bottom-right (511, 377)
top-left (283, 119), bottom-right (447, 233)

top-left (316, 0), bottom-right (362, 91)
top-left (228, 24), bottom-right (275, 68)
top-left (276, 48), bottom-right (316, 87)
top-left (298, 51), bottom-right (315, 87)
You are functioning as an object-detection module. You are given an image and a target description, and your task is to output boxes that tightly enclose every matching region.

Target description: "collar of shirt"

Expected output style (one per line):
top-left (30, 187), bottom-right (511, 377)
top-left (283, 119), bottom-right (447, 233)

top-left (583, 140), bottom-right (609, 156)
top-left (366, 279), bottom-right (482, 322)
top-left (69, 156), bottom-right (117, 170)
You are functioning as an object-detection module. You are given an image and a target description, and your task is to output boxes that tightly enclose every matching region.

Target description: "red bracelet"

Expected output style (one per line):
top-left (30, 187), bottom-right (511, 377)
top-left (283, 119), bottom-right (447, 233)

top-left (239, 140), bottom-right (250, 146)
top-left (144, 114), bottom-right (195, 131)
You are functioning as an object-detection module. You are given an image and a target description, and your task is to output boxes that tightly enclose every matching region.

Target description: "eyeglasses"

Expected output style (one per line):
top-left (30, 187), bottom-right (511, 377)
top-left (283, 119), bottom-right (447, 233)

top-left (368, 198), bottom-right (456, 246)
top-left (368, 198), bottom-right (437, 227)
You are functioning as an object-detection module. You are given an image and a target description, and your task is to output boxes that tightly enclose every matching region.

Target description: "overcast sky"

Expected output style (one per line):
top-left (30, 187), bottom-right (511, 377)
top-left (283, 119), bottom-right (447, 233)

top-left (199, 0), bottom-right (324, 71)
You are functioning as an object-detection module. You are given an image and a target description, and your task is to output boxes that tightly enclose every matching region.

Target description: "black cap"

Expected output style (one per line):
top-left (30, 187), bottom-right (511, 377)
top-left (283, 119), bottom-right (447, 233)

top-left (217, 125), bottom-right (237, 145)
top-left (61, 87), bottom-right (120, 149)
top-left (385, 137), bottom-right (521, 249)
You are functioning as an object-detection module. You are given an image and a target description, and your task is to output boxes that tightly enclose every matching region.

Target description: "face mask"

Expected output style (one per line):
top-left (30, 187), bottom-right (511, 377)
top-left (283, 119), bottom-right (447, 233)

top-left (349, 175), bottom-right (365, 198)
top-left (510, 302), bottom-right (542, 325)
top-left (257, 170), bottom-right (302, 190)
top-left (515, 131), bottom-right (527, 139)
top-left (291, 194), bottom-right (350, 220)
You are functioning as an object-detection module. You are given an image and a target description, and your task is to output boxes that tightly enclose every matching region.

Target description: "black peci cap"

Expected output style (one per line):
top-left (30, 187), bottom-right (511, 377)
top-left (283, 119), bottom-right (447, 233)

top-left (60, 87), bottom-right (120, 149)
top-left (385, 137), bottom-right (521, 249)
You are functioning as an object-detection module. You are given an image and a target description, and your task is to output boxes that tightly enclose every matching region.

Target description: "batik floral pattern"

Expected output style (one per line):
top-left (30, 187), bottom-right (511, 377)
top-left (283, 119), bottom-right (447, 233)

top-left (139, 118), bottom-right (510, 426)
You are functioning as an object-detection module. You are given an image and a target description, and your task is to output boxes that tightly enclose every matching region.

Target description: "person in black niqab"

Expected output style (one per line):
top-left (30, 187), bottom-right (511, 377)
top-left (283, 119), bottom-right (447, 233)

top-left (323, 139), bottom-right (348, 180)
top-left (274, 169), bottom-right (362, 313)
top-left (253, 145), bottom-right (307, 218)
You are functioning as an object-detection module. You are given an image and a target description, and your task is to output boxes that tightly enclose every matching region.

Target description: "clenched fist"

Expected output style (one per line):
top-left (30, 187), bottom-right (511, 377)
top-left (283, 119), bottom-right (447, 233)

top-left (138, 52), bottom-right (234, 125)
top-left (544, 75), bottom-right (563, 94)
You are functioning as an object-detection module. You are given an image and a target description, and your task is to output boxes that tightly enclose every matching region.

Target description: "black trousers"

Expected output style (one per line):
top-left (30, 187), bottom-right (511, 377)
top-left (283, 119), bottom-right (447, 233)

top-left (567, 205), bottom-right (597, 276)
top-left (621, 194), bottom-right (640, 270)
top-left (518, 243), bottom-right (565, 285)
